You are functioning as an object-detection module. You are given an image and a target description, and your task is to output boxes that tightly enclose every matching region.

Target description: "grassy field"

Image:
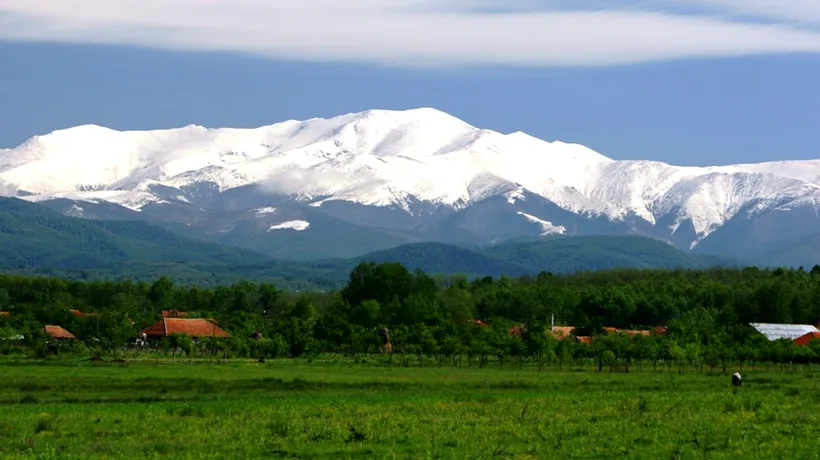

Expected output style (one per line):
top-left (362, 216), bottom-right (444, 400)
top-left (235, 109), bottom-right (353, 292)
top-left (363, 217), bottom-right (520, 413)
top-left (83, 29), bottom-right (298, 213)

top-left (0, 358), bottom-right (818, 459)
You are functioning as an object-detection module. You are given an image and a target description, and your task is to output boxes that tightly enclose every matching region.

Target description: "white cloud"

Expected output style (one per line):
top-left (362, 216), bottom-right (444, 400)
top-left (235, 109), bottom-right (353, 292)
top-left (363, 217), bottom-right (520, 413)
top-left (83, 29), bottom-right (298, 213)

top-left (671, 0), bottom-right (820, 23)
top-left (0, 0), bottom-right (819, 67)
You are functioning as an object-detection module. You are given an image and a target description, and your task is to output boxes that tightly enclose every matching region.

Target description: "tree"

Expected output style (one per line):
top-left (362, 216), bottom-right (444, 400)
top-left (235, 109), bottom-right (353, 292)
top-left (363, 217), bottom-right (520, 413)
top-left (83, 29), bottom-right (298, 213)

top-left (163, 333), bottom-right (193, 362)
top-left (148, 276), bottom-right (174, 309)
top-left (291, 296), bottom-right (317, 320)
top-left (350, 300), bottom-right (380, 328)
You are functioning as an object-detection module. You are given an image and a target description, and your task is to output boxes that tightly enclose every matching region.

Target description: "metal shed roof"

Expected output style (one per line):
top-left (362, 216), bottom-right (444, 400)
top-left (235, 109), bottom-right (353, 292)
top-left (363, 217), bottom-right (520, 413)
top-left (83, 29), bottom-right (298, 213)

top-left (750, 323), bottom-right (820, 341)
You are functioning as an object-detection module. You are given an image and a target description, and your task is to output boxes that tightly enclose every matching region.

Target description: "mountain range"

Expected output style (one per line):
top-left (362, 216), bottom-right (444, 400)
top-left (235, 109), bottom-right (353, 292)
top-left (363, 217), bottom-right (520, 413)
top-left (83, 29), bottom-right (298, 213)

top-left (1, 107), bottom-right (818, 266)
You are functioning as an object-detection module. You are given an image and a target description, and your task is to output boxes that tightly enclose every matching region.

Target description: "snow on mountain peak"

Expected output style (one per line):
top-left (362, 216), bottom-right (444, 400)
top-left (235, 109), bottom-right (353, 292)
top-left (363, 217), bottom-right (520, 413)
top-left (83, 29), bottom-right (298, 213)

top-left (2, 107), bottom-right (819, 243)
top-left (269, 220), bottom-right (310, 232)
top-left (517, 212), bottom-right (567, 235)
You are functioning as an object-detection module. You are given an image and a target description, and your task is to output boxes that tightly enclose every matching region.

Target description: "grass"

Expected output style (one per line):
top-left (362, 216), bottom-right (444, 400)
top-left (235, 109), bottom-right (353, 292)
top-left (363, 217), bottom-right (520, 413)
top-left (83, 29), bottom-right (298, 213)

top-left (0, 358), bottom-right (818, 458)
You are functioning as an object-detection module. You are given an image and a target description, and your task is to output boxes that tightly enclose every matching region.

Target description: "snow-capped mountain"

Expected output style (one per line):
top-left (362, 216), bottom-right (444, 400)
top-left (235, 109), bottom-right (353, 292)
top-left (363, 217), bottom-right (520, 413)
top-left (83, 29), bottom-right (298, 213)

top-left (2, 107), bottom-right (818, 261)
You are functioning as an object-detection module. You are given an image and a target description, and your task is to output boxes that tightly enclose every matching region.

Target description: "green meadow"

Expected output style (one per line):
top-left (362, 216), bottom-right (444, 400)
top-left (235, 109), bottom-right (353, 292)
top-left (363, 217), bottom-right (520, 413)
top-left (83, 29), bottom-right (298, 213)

top-left (1, 359), bottom-right (818, 459)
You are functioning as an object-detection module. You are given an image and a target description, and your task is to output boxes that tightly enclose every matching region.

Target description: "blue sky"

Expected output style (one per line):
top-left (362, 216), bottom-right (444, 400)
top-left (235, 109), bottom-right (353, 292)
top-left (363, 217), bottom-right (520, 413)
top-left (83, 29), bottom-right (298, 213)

top-left (0, 0), bottom-right (818, 166)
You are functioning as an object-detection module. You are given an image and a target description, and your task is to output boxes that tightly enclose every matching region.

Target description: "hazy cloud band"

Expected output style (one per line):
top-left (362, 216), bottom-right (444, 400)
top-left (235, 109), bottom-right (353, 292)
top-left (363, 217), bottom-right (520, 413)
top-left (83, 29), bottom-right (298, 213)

top-left (0, 0), bottom-right (819, 67)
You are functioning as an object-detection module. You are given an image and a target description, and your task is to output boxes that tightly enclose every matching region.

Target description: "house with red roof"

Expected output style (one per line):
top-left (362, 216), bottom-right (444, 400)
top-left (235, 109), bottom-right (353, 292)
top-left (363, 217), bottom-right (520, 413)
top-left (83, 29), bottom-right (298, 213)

top-left (550, 326), bottom-right (576, 340)
top-left (623, 330), bottom-right (651, 337)
top-left (43, 325), bottom-right (76, 340)
top-left (140, 318), bottom-right (230, 340)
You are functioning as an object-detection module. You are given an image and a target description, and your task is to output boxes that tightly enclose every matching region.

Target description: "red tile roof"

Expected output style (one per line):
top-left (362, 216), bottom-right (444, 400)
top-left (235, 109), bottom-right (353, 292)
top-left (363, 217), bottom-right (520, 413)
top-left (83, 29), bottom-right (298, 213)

top-left (141, 318), bottom-right (230, 338)
top-left (550, 326), bottom-right (575, 340)
top-left (603, 327), bottom-right (618, 333)
top-left (624, 329), bottom-right (651, 337)
top-left (0, 311), bottom-right (9, 317)
top-left (470, 319), bottom-right (491, 327)
top-left (794, 331), bottom-right (820, 346)
top-left (509, 325), bottom-right (524, 337)
top-left (576, 336), bottom-right (592, 344)
top-left (44, 325), bottom-right (76, 339)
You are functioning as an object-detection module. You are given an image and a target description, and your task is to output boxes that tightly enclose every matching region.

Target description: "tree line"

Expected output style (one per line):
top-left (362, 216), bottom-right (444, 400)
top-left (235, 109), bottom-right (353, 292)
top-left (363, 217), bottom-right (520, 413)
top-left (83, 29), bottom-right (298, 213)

top-left (2, 263), bottom-right (820, 370)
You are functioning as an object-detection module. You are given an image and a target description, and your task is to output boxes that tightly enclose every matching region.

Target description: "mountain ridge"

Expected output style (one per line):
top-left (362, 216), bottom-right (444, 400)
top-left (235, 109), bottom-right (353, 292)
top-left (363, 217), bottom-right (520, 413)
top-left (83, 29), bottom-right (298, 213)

top-left (2, 107), bottom-right (819, 263)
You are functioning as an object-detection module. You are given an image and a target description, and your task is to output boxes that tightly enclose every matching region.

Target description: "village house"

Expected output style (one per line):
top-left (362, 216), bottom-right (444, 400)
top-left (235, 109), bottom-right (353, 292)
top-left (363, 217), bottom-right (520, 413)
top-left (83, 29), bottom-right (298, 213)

top-left (43, 325), bottom-right (76, 341)
top-left (140, 318), bottom-right (230, 342)
top-left (550, 326), bottom-right (575, 340)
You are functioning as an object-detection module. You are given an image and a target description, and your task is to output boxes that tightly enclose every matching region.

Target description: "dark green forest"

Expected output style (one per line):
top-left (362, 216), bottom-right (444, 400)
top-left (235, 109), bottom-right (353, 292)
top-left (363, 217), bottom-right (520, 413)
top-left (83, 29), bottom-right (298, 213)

top-left (3, 263), bottom-right (820, 369)
top-left (0, 197), bottom-right (733, 290)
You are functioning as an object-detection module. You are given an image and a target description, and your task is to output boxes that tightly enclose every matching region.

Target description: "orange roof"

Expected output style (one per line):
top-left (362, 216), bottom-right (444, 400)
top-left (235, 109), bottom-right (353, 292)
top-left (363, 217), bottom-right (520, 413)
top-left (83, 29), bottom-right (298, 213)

top-left (470, 319), bottom-right (490, 327)
top-left (69, 309), bottom-right (98, 317)
top-left (624, 329), bottom-right (651, 337)
top-left (509, 325), bottom-right (524, 337)
top-left (576, 336), bottom-right (592, 344)
top-left (603, 327), bottom-right (618, 333)
top-left (0, 311), bottom-right (9, 317)
top-left (653, 326), bottom-right (668, 336)
top-left (141, 318), bottom-right (230, 338)
top-left (550, 326), bottom-right (575, 340)
top-left (44, 325), bottom-right (76, 339)
top-left (161, 310), bottom-right (188, 318)
top-left (795, 331), bottom-right (820, 346)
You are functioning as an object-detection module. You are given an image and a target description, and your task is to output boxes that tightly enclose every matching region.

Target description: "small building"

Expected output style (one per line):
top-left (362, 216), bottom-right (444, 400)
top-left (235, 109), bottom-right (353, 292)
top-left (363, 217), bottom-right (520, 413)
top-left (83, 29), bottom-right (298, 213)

top-left (750, 323), bottom-right (820, 341)
top-left (140, 318), bottom-right (230, 340)
top-left (0, 311), bottom-right (9, 317)
top-left (550, 326), bottom-right (575, 340)
top-left (794, 331), bottom-right (820, 346)
top-left (576, 336), bottom-right (592, 345)
top-left (43, 325), bottom-right (76, 340)
top-left (470, 319), bottom-right (490, 328)
top-left (623, 330), bottom-right (651, 337)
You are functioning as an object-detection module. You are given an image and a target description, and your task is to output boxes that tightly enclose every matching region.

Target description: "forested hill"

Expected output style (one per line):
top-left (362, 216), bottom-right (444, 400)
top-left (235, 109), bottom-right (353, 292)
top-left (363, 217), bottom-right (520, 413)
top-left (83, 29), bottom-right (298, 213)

top-left (347, 242), bottom-right (533, 277)
top-left (483, 235), bottom-right (728, 271)
top-left (365, 236), bottom-right (728, 276)
top-left (0, 197), bottom-right (747, 290)
top-left (0, 197), bottom-right (272, 269)
top-left (0, 197), bottom-right (340, 290)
